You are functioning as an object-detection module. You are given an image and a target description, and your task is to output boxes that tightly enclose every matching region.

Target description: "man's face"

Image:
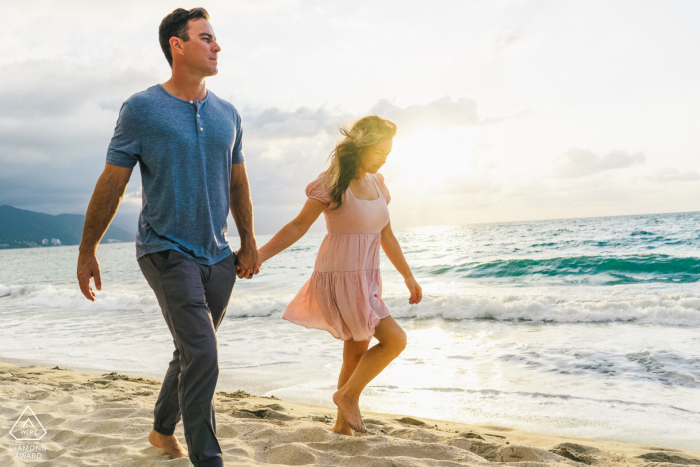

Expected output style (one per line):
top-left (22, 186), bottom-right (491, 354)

top-left (178, 18), bottom-right (220, 76)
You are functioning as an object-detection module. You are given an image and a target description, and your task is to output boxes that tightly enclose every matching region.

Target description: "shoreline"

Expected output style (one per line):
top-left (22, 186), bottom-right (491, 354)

top-left (1, 361), bottom-right (699, 466)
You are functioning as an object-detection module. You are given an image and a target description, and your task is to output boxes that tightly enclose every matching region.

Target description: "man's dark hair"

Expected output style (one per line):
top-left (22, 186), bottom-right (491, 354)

top-left (159, 7), bottom-right (210, 67)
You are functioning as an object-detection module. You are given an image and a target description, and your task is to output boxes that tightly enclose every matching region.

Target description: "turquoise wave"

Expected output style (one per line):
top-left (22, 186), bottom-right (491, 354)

top-left (427, 255), bottom-right (700, 285)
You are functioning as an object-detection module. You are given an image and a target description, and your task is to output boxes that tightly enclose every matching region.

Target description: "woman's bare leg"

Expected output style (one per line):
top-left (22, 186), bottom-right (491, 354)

top-left (332, 339), bottom-right (370, 435)
top-left (333, 316), bottom-right (407, 433)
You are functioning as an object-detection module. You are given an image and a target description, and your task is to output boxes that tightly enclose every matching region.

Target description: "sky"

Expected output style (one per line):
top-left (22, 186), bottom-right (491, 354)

top-left (1, 0), bottom-right (699, 234)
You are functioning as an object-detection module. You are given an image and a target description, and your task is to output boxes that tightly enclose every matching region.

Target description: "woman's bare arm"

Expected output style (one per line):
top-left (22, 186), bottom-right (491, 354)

top-left (258, 198), bottom-right (327, 264)
top-left (380, 221), bottom-right (422, 304)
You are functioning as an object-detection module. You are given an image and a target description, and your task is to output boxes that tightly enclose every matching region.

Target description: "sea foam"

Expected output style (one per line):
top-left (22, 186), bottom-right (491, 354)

top-left (3, 282), bottom-right (699, 326)
top-left (0, 282), bottom-right (292, 318)
top-left (384, 292), bottom-right (700, 326)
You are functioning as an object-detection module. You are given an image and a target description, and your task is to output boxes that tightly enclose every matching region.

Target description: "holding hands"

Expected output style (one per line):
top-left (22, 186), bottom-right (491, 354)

top-left (234, 245), bottom-right (260, 279)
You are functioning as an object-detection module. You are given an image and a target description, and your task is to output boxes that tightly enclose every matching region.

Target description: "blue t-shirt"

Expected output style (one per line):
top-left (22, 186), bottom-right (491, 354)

top-left (106, 84), bottom-right (245, 265)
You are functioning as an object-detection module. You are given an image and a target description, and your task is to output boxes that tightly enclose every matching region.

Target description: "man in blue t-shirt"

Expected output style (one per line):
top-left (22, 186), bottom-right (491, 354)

top-left (76, 8), bottom-right (257, 467)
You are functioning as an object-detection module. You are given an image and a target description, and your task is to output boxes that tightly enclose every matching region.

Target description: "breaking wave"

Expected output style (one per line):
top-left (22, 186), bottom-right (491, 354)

top-left (421, 254), bottom-right (700, 285)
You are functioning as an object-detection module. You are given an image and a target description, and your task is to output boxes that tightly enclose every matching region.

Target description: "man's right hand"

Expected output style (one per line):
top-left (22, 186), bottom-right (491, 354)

top-left (234, 246), bottom-right (260, 279)
top-left (77, 252), bottom-right (102, 301)
top-left (76, 163), bottom-right (132, 302)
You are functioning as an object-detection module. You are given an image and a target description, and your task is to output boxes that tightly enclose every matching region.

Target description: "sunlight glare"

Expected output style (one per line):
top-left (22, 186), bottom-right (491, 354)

top-left (390, 130), bottom-right (473, 189)
top-left (408, 327), bottom-right (450, 350)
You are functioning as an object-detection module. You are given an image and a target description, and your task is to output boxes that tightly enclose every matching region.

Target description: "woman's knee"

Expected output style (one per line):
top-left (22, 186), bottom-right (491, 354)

top-left (376, 318), bottom-right (407, 356)
top-left (386, 328), bottom-right (407, 357)
top-left (394, 329), bottom-right (407, 355)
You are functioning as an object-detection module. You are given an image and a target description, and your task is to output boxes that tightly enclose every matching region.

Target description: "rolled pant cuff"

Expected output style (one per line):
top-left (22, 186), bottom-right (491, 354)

top-left (153, 424), bottom-right (176, 437)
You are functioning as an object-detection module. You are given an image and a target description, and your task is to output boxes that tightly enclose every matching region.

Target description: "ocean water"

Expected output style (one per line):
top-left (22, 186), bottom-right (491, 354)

top-left (1, 212), bottom-right (699, 449)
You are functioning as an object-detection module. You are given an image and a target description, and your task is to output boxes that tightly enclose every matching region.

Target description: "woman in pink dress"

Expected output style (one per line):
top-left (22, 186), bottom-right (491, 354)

top-left (257, 116), bottom-right (423, 435)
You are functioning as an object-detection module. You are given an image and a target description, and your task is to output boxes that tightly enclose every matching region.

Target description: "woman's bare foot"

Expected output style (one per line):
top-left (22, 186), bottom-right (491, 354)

top-left (333, 390), bottom-right (366, 433)
top-left (148, 429), bottom-right (188, 459)
top-left (331, 409), bottom-right (353, 436)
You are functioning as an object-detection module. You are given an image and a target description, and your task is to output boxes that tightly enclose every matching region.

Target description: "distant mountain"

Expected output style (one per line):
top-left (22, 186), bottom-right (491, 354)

top-left (0, 205), bottom-right (134, 248)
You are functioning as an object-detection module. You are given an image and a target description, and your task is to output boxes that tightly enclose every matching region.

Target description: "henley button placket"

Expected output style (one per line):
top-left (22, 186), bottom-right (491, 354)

top-left (195, 101), bottom-right (203, 132)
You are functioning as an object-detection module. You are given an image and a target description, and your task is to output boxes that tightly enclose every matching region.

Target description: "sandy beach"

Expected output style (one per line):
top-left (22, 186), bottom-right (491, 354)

top-left (1, 361), bottom-right (698, 466)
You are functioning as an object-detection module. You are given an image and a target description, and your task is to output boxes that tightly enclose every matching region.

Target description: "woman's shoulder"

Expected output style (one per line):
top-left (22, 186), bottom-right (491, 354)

top-left (373, 173), bottom-right (391, 204)
top-left (306, 171), bottom-right (332, 204)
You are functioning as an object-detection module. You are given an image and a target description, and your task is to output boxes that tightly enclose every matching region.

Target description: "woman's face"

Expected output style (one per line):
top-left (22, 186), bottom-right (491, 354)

top-left (358, 138), bottom-right (393, 175)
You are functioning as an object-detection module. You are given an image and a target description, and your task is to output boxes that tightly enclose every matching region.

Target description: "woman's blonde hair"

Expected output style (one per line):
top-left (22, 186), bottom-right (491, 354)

top-left (322, 116), bottom-right (397, 209)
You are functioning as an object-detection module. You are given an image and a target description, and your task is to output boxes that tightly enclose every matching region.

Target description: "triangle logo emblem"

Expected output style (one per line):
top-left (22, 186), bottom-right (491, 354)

top-left (9, 406), bottom-right (47, 441)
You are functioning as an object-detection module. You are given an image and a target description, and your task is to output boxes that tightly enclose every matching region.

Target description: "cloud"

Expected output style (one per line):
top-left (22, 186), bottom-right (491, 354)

top-left (648, 168), bottom-right (700, 183)
top-left (0, 57), bottom-right (158, 223)
top-left (553, 148), bottom-right (646, 179)
top-left (486, 27), bottom-right (530, 59)
top-left (243, 106), bottom-right (353, 140)
top-left (0, 57), bottom-right (161, 171)
top-left (245, 95), bottom-right (496, 141)
top-left (0, 58), bottom-right (159, 119)
top-left (370, 96), bottom-right (479, 133)
top-left (368, 96), bottom-right (530, 132)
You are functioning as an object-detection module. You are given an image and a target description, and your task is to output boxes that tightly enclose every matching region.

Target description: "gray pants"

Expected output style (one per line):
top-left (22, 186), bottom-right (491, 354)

top-left (138, 249), bottom-right (237, 467)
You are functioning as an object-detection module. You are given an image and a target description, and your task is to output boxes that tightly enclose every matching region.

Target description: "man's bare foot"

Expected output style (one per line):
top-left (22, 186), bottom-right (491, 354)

top-left (332, 390), bottom-right (366, 433)
top-left (331, 409), bottom-right (353, 436)
top-left (148, 429), bottom-right (188, 459)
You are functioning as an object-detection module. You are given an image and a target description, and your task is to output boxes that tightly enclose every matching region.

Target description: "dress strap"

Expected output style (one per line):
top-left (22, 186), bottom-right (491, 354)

top-left (369, 174), bottom-right (382, 201)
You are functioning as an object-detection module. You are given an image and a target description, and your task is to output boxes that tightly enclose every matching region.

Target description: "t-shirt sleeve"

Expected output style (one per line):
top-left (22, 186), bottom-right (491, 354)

top-left (376, 173), bottom-right (391, 205)
top-left (232, 110), bottom-right (245, 164)
top-left (106, 102), bottom-right (141, 168)
top-left (305, 173), bottom-right (332, 204)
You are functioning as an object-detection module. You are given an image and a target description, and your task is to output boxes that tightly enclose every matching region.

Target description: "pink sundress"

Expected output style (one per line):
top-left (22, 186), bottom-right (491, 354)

top-left (282, 171), bottom-right (392, 341)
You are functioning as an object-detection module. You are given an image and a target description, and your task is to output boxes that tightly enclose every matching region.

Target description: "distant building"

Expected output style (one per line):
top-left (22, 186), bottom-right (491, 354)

top-left (51, 238), bottom-right (61, 246)
top-left (42, 239), bottom-right (49, 245)
top-left (29, 242), bottom-right (39, 248)
top-left (106, 239), bottom-right (122, 243)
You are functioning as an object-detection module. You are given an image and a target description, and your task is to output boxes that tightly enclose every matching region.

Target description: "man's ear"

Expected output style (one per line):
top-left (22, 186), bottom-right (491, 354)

top-left (169, 37), bottom-right (184, 57)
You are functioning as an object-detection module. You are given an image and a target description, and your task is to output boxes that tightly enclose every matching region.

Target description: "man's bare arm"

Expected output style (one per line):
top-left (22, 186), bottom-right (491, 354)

top-left (230, 162), bottom-right (258, 279)
top-left (77, 163), bottom-right (133, 301)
